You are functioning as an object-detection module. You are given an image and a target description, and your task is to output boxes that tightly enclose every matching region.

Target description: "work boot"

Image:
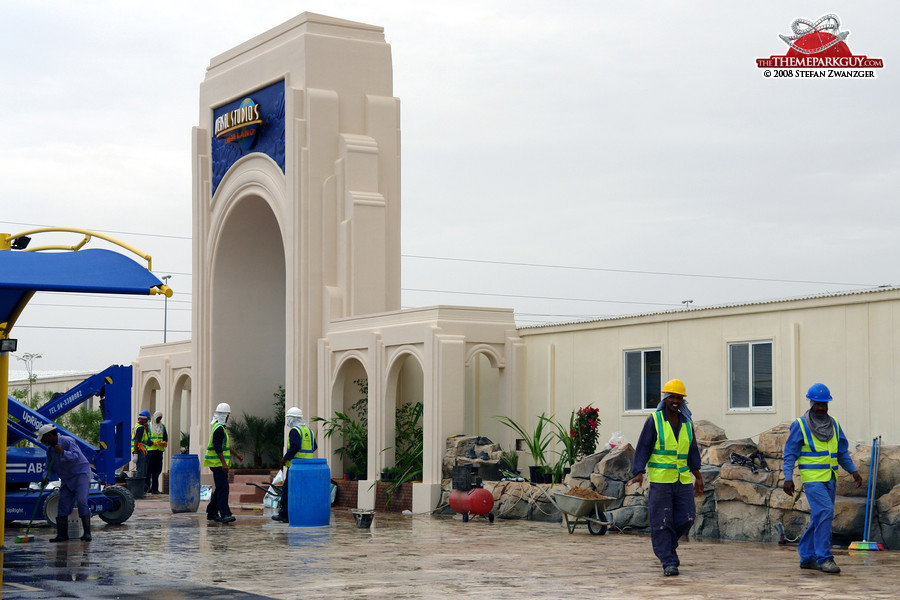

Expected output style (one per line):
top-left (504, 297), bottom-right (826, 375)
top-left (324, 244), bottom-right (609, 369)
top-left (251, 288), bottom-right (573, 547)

top-left (271, 514), bottom-right (288, 523)
top-left (216, 515), bottom-right (236, 523)
top-left (663, 565), bottom-right (679, 576)
top-left (79, 516), bottom-right (92, 541)
top-left (49, 517), bottom-right (69, 543)
top-left (819, 558), bottom-right (841, 574)
top-left (800, 560), bottom-right (819, 570)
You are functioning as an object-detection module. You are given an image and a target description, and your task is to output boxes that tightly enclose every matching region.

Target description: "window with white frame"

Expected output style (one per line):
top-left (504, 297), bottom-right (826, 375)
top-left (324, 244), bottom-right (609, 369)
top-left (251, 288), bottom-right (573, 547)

top-left (624, 349), bottom-right (661, 411)
top-left (729, 341), bottom-right (773, 409)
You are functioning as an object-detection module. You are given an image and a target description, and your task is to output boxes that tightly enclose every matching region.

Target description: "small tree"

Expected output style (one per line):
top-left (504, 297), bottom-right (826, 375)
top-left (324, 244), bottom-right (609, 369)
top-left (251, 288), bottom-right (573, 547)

top-left (14, 352), bottom-right (43, 404)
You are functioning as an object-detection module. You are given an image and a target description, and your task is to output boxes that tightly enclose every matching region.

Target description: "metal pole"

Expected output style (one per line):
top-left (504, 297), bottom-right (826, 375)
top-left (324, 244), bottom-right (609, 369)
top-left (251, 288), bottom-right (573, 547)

top-left (161, 275), bottom-right (171, 343)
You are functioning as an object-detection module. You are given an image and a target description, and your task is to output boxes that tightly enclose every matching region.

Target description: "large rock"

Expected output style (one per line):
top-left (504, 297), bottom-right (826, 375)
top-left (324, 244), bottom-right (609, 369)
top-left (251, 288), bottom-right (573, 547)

top-left (769, 486), bottom-right (810, 512)
top-left (705, 439), bottom-right (759, 466)
top-left (838, 444), bottom-right (900, 497)
top-left (719, 463), bottom-right (779, 488)
top-left (589, 475), bottom-right (625, 509)
top-left (832, 495), bottom-right (866, 538)
top-left (693, 420), bottom-right (727, 445)
top-left (768, 507), bottom-right (809, 543)
top-left (717, 501), bottom-right (769, 541)
top-left (596, 444), bottom-right (634, 481)
top-left (692, 508), bottom-right (719, 538)
top-left (756, 422), bottom-right (790, 459)
top-left (875, 484), bottom-right (900, 550)
top-left (570, 450), bottom-right (608, 479)
top-left (443, 435), bottom-right (502, 480)
top-left (715, 478), bottom-right (771, 506)
top-left (606, 505), bottom-right (648, 529)
top-left (698, 464), bottom-right (721, 489)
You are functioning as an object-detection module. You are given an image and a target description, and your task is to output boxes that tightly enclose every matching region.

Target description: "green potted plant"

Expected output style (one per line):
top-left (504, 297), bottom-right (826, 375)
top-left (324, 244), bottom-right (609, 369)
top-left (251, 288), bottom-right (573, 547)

top-left (499, 449), bottom-right (519, 476)
top-left (312, 380), bottom-right (369, 480)
top-left (497, 413), bottom-right (552, 483)
top-left (542, 412), bottom-right (578, 483)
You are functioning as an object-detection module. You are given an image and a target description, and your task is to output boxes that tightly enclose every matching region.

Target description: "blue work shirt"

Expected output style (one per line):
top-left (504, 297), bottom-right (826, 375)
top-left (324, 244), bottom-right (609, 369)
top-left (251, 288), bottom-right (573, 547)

top-left (46, 434), bottom-right (92, 481)
top-left (782, 418), bottom-right (856, 481)
top-left (631, 410), bottom-right (702, 477)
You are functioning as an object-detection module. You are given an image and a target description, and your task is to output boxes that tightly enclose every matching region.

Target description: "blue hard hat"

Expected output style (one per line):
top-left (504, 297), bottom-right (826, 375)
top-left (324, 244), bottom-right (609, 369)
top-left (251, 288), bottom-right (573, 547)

top-left (139, 410), bottom-right (151, 418)
top-left (806, 383), bottom-right (832, 402)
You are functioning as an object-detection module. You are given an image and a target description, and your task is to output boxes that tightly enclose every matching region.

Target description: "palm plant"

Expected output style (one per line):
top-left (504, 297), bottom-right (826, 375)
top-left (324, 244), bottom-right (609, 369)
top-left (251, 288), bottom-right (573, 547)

top-left (496, 413), bottom-right (552, 469)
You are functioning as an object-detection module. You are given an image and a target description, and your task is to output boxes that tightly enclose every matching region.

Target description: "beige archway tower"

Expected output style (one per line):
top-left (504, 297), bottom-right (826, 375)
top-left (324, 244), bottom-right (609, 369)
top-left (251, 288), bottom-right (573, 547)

top-left (191, 13), bottom-right (400, 444)
top-left (191, 12), bottom-right (523, 511)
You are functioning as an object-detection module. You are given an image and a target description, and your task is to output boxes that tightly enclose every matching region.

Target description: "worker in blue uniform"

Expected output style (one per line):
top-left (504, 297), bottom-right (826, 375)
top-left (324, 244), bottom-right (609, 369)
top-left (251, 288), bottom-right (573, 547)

top-left (629, 379), bottom-right (703, 576)
top-left (204, 402), bottom-right (244, 523)
top-left (39, 423), bottom-right (93, 542)
top-left (783, 383), bottom-right (861, 573)
top-left (272, 407), bottom-right (317, 522)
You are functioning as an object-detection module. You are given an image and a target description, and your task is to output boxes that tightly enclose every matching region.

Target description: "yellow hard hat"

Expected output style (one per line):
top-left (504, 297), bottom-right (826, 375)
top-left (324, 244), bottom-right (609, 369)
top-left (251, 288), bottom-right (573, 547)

top-left (661, 379), bottom-right (686, 397)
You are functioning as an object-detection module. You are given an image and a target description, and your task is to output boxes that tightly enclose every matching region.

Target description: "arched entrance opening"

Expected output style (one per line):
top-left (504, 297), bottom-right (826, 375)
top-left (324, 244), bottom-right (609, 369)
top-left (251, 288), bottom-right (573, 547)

top-left (384, 352), bottom-right (424, 475)
top-left (210, 196), bottom-right (286, 426)
top-left (327, 357), bottom-right (369, 479)
top-left (465, 349), bottom-right (503, 443)
top-left (172, 373), bottom-right (192, 454)
top-left (141, 377), bottom-right (161, 417)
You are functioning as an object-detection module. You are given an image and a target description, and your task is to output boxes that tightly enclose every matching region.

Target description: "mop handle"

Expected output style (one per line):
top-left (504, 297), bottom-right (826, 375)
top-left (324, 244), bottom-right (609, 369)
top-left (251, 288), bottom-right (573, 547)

top-left (862, 437), bottom-right (876, 541)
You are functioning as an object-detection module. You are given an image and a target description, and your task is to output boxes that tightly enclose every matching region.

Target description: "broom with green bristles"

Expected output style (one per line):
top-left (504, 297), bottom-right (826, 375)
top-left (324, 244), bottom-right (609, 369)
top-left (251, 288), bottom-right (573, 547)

top-left (849, 436), bottom-right (884, 551)
top-left (14, 454), bottom-right (53, 544)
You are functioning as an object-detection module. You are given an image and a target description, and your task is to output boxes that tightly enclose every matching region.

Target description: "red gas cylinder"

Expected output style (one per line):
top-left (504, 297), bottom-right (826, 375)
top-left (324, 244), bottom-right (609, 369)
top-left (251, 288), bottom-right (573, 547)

top-left (449, 487), bottom-right (494, 516)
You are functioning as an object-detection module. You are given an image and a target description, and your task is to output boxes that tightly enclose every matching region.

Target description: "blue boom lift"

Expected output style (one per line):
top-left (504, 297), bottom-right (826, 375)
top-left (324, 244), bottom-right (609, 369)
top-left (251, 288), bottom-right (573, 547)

top-left (6, 365), bottom-right (135, 525)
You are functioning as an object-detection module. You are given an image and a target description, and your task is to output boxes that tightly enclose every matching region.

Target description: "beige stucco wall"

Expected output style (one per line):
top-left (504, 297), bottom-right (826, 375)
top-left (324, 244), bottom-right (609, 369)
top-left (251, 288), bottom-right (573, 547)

top-left (517, 289), bottom-right (900, 455)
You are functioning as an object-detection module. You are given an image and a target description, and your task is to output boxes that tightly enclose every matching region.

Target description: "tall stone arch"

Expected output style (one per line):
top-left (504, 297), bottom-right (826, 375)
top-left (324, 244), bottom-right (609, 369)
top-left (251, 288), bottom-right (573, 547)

top-left (191, 13), bottom-right (400, 454)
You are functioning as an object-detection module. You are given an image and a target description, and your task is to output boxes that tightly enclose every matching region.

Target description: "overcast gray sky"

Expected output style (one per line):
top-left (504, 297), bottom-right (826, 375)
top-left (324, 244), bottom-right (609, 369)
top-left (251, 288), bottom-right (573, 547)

top-left (2, 1), bottom-right (897, 375)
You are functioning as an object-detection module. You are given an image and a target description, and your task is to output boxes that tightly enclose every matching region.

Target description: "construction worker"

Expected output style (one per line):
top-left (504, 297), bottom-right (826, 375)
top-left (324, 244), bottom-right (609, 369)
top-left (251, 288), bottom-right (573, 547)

top-left (38, 424), bottom-right (93, 542)
top-left (146, 411), bottom-right (168, 494)
top-left (782, 383), bottom-right (862, 573)
top-left (272, 407), bottom-right (317, 523)
top-left (204, 403), bottom-right (244, 523)
top-left (132, 410), bottom-right (151, 485)
top-left (629, 379), bottom-right (703, 576)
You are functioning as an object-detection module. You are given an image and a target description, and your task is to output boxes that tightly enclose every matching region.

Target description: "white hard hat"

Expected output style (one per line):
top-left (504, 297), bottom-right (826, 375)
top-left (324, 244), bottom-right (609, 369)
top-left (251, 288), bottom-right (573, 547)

top-left (38, 423), bottom-right (57, 438)
top-left (215, 403), bottom-right (231, 414)
top-left (286, 407), bottom-right (303, 419)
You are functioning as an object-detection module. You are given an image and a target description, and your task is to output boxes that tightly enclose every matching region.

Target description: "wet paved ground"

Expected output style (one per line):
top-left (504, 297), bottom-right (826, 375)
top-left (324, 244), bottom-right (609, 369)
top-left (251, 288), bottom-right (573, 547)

top-left (2, 494), bottom-right (899, 599)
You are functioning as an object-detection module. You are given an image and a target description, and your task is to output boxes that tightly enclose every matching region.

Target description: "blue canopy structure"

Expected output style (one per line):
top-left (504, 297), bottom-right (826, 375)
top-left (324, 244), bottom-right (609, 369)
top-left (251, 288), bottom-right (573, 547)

top-left (0, 238), bottom-right (170, 547)
top-left (0, 248), bottom-right (166, 329)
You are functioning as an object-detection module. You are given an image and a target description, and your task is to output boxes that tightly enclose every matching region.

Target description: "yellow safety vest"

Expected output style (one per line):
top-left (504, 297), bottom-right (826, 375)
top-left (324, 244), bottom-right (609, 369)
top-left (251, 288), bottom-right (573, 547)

top-left (796, 416), bottom-right (839, 483)
top-left (149, 424), bottom-right (167, 451)
top-left (647, 411), bottom-right (693, 484)
top-left (203, 422), bottom-right (231, 468)
top-left (131, 423), bottom-right (149, 454)
top-left (284, 425), bottom-right (315, 467)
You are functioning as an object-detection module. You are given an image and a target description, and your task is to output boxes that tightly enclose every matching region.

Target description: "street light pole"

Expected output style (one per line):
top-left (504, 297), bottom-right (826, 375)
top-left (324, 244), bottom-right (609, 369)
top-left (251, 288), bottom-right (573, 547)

top-left (162, 275), bottom-right (171, 343)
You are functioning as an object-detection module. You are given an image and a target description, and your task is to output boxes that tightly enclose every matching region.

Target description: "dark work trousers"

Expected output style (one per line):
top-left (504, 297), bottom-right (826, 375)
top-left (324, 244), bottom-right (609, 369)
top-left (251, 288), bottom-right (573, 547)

top-left (277, 469), bottom-right (290, 519)
top-left (207, 466), bottom-right (232, 518)
top-left (648, 481), bottom-right (696, 567)
top-left (147, 451), bottom-right (164, 493)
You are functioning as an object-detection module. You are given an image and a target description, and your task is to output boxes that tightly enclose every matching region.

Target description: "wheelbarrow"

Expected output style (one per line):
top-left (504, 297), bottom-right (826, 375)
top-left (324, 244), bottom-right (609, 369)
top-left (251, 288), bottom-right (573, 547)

top-left (551, 491), bottom-right (613, 536)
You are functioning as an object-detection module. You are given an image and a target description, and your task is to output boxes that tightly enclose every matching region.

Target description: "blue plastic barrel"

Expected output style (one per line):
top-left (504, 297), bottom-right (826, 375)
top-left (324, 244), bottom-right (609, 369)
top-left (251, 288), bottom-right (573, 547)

top-left (169, 454), bottom-right (201, 514)
top-left (288, 458), bottom-right (332, 527)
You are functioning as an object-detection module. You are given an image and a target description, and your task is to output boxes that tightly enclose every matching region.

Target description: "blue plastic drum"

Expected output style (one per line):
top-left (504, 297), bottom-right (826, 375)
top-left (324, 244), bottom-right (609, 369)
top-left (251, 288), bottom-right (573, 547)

top-left (169, 454), bottom-right (201, 514)
top-left (288, 458), bottom-right (332, 527)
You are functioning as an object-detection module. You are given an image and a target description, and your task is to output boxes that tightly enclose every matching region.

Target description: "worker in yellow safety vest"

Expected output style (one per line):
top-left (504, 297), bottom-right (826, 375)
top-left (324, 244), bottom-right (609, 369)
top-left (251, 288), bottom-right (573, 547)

top-left (204, 403), bottom-right (244, 524)
top-left (272, 407), bottom-right (317, 523)
top-left (782, 383), bottom-right (861, 574)
top-left (146, 411), bottom-right (168, 494)
top-left (131, 410), bottom-right (151, 484)
top-left (629, 379), bottom-right (704, 577)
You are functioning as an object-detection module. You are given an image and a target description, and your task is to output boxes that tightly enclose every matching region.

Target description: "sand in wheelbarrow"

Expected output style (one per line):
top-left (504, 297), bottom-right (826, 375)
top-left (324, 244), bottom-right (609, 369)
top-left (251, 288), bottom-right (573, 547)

top-left (564, 487), bottom-right (609, 500)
